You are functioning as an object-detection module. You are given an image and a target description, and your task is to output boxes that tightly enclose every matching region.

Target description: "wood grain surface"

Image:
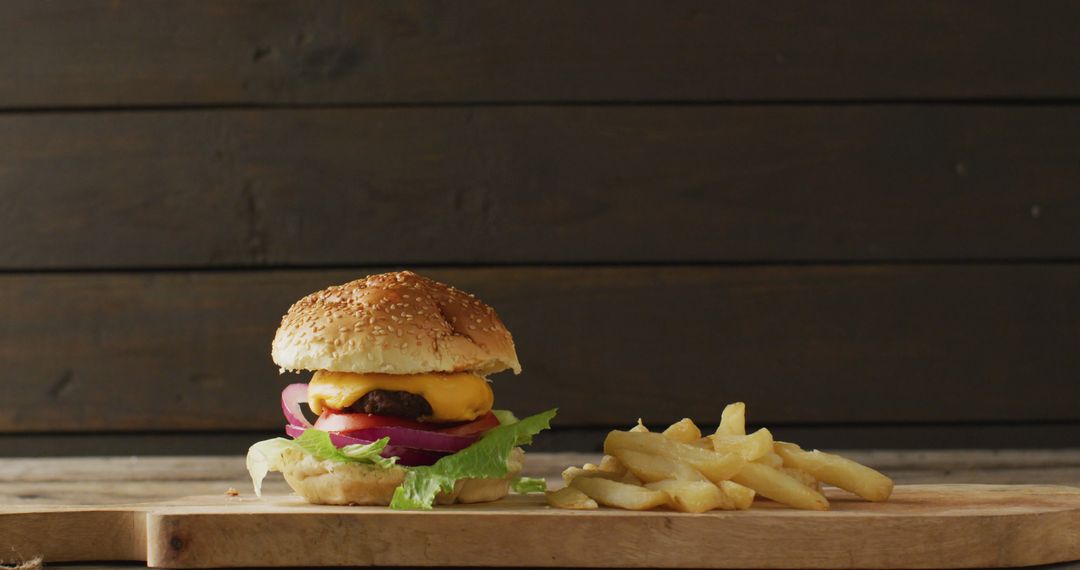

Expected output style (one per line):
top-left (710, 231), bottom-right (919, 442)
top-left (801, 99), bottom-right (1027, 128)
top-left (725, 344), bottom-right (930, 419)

top-left (0, 265), bottom-right (1075, 431)
top-left (4, 451), bottom-right (1080, 507)
top-left (3, 453), bottom-right (1078, 569)
top-left (3, 265), bottom-right (1079, 433)
top-left (3, 486), bottom-right (1080, 568)
top-left (2, 106), bottom-right (1079, 268)
top-left (7, 423), bottom-right (1080, 456)
top-left (2, 1), bottom-right (1079, 107)
top-left (3, 0), bottom-right (1079, 466)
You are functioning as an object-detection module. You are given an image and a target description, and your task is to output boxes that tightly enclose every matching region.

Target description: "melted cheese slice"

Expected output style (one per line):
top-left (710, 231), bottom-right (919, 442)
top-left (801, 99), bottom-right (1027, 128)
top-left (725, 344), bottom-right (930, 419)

top-left (307, 371), bottom-right (493, 422)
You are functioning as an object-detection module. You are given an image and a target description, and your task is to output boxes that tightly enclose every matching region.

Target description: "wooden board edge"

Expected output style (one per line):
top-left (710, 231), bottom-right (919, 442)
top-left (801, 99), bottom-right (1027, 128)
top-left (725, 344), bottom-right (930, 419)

top-left (142, 485), bottom-right (1080, 569)
top-left (2, 485), bottom-right (1078, 568)
top-left (0, 509), bottom-right (145, 564)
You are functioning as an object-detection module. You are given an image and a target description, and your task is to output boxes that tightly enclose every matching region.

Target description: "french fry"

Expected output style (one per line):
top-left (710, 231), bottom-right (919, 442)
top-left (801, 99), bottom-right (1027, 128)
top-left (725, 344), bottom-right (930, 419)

top-left (546, 486), bottom-right (598, 510)
top-left (605, 431), bottom-right (746, 484)
top-left (662, 418), bottom-right (702, 443)
top-left (715, 402), bottom-right (746, 436)
top-left (710, 428), bottom-right (774, 461)
top-left (561, 466), bottom-right (622, 485)
top-left (731, 462), bottom-right (829, 511)
top-left (719, 481), bottom-right (755, 510)
top-left (570, 476), bottom-right (669, 510)
top-left (610, 449), bottom-right (708, 482)
top-left (754, 452), bottom-right (784, 468)
top-left (781, 466), bottom-right (822, 492)
top-left (774, 442), bottom-right (893, 502)
top-left (688, 438), bottom-right (714, 450)
top-left (548, 402), bottom-right (894, 513)
top-left (598, 454), bottom-right (627, 476)
top-left (645, 480), bottom-right (731, 513)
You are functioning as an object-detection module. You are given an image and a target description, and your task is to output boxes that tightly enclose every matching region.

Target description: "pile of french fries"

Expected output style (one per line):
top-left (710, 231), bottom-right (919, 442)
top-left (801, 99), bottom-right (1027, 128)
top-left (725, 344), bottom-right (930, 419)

top-left (547, 402), bottom-right (893, 513)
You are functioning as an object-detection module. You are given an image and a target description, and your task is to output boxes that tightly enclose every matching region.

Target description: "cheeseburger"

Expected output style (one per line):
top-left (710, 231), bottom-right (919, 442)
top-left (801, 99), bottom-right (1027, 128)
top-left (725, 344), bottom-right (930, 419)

top-left (247, 271), bottom-right (555, 509)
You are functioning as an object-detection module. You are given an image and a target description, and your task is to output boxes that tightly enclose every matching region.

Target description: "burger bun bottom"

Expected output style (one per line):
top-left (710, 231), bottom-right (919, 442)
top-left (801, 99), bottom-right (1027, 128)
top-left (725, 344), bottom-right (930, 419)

top-left (278, 447), bottom-right (525, 506)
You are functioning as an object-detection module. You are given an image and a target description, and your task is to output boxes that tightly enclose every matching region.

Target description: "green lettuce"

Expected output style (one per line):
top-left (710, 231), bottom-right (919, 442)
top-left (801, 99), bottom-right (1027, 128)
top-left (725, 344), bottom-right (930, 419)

top-left (246, 430), bottom-right (394, 496)
top-left (492, 409), bottom-right (519, 425)
top-left (390, 408), bottom-right (557, 510)
top-left (245, 409), bottom-right (556, 508)
top-left (511, 476), bottom-right (548, 493)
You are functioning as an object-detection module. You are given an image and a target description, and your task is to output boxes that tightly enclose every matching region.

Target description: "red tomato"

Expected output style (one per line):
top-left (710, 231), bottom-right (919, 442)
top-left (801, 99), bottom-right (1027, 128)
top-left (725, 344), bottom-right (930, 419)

top-left (439, 411), bottom-right (500, 436)
top-left (313, 411), bottom-right (429, 432)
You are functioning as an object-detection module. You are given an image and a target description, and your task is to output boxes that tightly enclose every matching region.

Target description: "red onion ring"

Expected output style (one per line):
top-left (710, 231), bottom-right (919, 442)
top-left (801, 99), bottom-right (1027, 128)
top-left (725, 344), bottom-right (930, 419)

top-left (343, 427), bottom-right (478, 452)
top-left (284, 425), bottom-right (447, 467)
top-left (281, 383), bottom-right (313, 428)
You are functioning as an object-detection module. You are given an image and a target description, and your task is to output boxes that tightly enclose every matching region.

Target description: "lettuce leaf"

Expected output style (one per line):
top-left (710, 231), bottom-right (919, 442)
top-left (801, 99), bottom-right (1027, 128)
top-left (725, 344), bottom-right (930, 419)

top-left (246, 430), bottom-right (394, 496)
top-left (294, 430), bottom-right (397, 467)
top-left (511, 476), bottom-right (548, 493)
top-left (492, 409), bottom-right (519, 425)
top-left (246, 409), bottom-right (556, 508)
top-left (390, 408), bottom-right (557, 510)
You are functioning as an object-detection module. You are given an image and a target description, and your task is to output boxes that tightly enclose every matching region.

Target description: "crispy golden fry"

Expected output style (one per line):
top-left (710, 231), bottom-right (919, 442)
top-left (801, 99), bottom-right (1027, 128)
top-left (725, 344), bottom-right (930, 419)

top-left (731, 462), bottom-right (829, 511)
top-left (645, 480), bottom-right (731, 512)
top-left (550, 402), bottom-right (894, 512)
top-left (598, 454), bottom-right (627, 476)
top-left (662, 418), bottom-right (702, 443)
top-left (610, 448), bottom-right (708, 482)
top-left (719, 481), bottom-right (755, 510)
top-left (710, 428), bottom-right (774, 462)
top-left (546, 486), bottom-right (598, 510)
top-left (570, 476), bottom-right (669, 510)
top-left (774, 442), bottom-right (893, 502)
top-left (715, 402), bottom-right (746, 436)
top-left (605, 431), bottom-right (746, 484)
top-left (781, 466), bottom-right (821, 492)
top-left (754, 451), bottom-right (784, 468)
top-left (688, 438), bottom-right (714, 450)
top-left (561, 466), bottom-right (622, 485)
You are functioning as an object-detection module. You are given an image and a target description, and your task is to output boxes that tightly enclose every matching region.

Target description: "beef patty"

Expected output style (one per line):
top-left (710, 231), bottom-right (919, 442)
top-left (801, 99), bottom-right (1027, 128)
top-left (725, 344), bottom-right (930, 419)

top-left (345, 389), bottom-right (433, 419)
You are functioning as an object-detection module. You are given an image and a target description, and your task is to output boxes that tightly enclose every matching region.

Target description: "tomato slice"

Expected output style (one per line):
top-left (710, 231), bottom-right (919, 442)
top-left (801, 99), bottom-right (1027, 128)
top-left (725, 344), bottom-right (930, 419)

top-left (313, 411), bottom-right (430, 432)
top-left (439, 411), bottom-right (500, 436)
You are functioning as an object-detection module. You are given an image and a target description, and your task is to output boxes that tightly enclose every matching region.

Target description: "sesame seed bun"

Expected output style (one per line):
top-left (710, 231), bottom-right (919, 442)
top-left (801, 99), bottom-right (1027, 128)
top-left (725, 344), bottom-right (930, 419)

top-left (272, 271), bottom-right (521, 376)
top-left (278, 447), bottom-right (524, 505)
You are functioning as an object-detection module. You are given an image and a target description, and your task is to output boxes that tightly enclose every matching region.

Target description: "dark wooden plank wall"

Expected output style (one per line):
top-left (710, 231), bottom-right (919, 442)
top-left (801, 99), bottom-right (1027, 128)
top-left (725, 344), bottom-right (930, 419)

top-left (3, 107), bottom-right (1079, 267)
top-left (3, 1), bottom-right (1080, 106)
top-left (1, 1), bottom-right (1078, 454)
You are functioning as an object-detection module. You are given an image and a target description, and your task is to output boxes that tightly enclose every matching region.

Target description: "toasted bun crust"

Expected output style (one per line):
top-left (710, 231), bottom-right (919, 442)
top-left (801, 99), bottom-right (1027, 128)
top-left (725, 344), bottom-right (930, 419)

top-left (272, 271), bottom-right (521, 376)
top-left (278, 447), bottom-right (524, 506)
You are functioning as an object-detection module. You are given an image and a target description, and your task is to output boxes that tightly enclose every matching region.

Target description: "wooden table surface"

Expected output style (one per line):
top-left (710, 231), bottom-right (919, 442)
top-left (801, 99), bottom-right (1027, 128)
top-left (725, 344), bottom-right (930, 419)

top-left (4, 450), bottom-right (1080, 569)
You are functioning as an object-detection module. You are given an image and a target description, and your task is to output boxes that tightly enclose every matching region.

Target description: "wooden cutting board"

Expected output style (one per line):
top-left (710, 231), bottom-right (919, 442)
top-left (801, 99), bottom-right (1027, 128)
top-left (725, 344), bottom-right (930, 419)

top-left (2, 484), bottom-right (1079, 569)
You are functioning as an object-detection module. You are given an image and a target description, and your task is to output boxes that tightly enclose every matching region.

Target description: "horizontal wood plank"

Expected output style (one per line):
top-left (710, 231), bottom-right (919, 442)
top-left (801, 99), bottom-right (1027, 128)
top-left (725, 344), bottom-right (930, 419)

top-left (4, 451), bottom-right (1080, 506)
top-left (3, 106), bottom-right (1080, 268)
top-left (5, 450), bottom-right (1080, 485)
top-left (2, 1), bottom-right (1080, 107)
top-left (3, 423), bottom-right (1080, 457)
top-left (1, 265), bottom-right (1078, 432)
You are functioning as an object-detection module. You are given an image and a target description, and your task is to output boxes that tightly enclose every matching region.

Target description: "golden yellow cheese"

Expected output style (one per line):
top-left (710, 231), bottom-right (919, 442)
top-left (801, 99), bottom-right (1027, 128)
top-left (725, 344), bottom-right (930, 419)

top-left (307, 371), bottom-right (493, 422)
